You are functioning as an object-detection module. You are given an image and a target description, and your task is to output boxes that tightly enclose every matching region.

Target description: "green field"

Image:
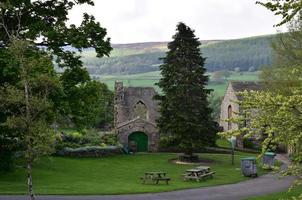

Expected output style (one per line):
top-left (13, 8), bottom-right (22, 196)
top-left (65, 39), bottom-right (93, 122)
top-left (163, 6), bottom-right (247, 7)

top-left (96, 71), bottom-right (259, 97)
top-left (0, 153), bottom-right (265, 195)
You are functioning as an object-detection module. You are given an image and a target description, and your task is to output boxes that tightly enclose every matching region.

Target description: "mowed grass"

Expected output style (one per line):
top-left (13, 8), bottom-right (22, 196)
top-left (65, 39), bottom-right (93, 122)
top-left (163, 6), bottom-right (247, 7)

top-left (245, 186), bottom-right (302, 200)
top-left (216, 138), bottom-right (231, 148)
top-left (0, 153), bottom-right (265, 195)
top-left (97, 71), bottom-right (259, 97)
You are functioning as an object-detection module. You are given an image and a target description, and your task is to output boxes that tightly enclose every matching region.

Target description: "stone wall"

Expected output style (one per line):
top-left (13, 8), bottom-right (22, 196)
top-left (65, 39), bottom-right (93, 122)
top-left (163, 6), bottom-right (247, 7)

top-left (114, 81), bottom-right (160, 152)
top-left (220, 83), bottom-right (240, 131)
top-left (220, 83), bottom-right (242, 148)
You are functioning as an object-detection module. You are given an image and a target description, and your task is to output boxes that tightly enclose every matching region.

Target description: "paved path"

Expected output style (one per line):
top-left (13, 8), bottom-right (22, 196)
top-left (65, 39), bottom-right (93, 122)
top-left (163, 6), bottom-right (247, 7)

top-left (0, 154), bottom-right (295, 200)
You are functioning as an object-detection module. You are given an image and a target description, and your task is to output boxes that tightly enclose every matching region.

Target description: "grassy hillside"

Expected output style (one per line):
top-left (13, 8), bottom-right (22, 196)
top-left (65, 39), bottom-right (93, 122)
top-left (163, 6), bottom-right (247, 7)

top-left (83, 34), bottom-right (274, 75)
top-left (94, 71), bottom-right (259, 97)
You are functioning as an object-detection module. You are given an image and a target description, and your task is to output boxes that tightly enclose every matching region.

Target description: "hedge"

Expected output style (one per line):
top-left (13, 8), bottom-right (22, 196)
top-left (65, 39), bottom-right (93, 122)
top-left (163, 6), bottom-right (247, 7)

top-left (57, 146), bottom-right (123, 157)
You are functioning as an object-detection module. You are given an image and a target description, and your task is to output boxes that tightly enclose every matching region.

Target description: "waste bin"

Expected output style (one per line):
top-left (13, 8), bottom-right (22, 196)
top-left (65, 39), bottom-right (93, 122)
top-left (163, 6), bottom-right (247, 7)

top-left (262, 152), bottom-right (276, 168)
top-left (241, 157), bottom-right (257, 177)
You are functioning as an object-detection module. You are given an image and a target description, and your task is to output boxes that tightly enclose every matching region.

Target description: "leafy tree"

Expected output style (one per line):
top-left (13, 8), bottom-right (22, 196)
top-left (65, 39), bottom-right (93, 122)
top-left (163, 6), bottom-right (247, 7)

top-left (256, 0), bottom-right (302, 26)
top-left (156, 22), bottom-right (218, 156)
top-left (0, 39), bottom-right (59, 200)
top-left (220, 15), bottom-right (302, 199)
top-left (0, 1), bottom-right (113, 197)
top-left (66, 81), bottom-right (113, 129)
top-left (260, 17), bottom-right (302, 95)
top-left (0, 0), bottom-right (112, 122)
top-left (208, 94), bottom-right (222, 121)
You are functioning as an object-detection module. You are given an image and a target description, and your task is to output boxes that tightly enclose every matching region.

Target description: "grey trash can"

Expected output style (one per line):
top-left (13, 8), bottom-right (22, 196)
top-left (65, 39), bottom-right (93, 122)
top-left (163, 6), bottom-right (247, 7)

top-left (262, 152), bottom-right (276, 168)
top-left (241, 157), bottom-right (257, 177)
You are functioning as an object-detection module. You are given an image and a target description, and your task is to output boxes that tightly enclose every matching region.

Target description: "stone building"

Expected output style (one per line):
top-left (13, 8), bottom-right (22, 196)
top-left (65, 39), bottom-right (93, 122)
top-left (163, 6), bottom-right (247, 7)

top-left (114, 81), bottom-right (160, 152)
top-left (220, 81), bottom-right (263, 148)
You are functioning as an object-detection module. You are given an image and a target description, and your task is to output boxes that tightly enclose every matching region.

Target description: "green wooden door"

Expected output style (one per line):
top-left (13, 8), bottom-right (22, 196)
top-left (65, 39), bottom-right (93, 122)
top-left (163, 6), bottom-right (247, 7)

top-left (128, 132), bottom-right (148, 152)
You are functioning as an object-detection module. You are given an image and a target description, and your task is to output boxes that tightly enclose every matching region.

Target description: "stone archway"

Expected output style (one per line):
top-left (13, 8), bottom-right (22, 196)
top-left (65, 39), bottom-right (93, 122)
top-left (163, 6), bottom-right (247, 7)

top-left (128, 131), bottom-right (148, 152)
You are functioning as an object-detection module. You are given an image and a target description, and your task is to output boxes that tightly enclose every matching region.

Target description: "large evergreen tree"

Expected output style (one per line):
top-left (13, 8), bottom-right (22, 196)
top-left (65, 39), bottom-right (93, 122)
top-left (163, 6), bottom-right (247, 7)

top-left (157, 22), bottom-right (217, 156)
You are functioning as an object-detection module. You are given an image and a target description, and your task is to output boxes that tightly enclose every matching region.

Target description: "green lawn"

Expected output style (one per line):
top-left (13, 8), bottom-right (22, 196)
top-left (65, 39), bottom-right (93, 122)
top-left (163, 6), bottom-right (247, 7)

top-left (97, 71), bottom-right (259, 97)
top-left (246, 186), bottom-right (302, 200)
top-left (216, 138), bottom-right (231, 148)
top-left (0, 153), bottom-right (265, 195)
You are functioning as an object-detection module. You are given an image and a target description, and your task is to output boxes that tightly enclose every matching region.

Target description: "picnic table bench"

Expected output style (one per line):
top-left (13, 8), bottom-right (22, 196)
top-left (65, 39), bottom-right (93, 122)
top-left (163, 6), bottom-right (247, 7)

top-left (183, 166), bottom-right (215, 182)
top-left (141, 172), bottom-right (171, 184)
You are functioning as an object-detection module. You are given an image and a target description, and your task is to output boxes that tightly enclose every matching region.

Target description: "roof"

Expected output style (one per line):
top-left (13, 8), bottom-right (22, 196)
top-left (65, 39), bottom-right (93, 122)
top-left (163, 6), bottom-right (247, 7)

top-left (231, 81), bottom-right (264, 92)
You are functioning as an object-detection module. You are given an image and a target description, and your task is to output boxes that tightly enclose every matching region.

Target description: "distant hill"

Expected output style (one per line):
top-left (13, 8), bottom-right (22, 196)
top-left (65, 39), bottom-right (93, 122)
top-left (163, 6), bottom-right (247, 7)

top-left (81, 34), bottom-right (274, 75)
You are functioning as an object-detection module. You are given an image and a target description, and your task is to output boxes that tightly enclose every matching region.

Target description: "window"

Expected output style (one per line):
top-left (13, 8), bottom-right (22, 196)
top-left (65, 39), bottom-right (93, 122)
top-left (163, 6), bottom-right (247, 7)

top-left (228, 105), bottom-right (232, 130)
top-left (133, 101), bottom-right (148, 120)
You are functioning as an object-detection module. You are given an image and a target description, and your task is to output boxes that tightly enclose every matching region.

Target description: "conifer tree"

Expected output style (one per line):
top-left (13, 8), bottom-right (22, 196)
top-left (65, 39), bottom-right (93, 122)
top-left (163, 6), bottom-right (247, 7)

top-left (157, 22), bottom-right (218, 156)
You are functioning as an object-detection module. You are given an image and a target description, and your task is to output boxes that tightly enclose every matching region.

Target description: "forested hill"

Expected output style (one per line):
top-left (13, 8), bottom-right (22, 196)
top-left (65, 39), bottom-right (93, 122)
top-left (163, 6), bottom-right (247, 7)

top-left (81, 34), bottom-right (274, 75)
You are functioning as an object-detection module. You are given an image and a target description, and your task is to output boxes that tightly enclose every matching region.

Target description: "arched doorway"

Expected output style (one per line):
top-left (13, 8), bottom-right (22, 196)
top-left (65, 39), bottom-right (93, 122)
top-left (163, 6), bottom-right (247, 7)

top-left (128, 132), bottom-right (148, 152)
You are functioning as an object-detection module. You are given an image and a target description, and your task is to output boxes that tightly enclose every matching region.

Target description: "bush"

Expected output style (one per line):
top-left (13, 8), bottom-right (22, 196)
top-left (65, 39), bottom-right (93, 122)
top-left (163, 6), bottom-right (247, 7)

top-left (55, 129), bottom-right (118, 151)
top-left (0, 150), bottom-right (15, 171)
top-left (243, 138), bottom-right (255, 149)
top-left (159, 136), bottom-right (181, 149)
top-left (57, 146), bottom-right (122, 157)
top-left (101, 134), bottom-right (117, 146)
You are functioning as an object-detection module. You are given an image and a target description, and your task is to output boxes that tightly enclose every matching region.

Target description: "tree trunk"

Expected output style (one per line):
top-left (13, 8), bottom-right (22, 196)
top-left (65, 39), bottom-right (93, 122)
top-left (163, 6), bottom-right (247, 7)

top-left (25, 75), bottom-right (35, 200)
top-left (27, 159), bottom-right (35, 200)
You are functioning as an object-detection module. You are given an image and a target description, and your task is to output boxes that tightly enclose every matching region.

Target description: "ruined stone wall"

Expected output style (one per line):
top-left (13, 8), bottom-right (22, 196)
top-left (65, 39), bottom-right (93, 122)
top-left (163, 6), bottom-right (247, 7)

top-left (114, 81), bottom-right (160, 152)
top-left (220, 83), bottom-right (240, 131)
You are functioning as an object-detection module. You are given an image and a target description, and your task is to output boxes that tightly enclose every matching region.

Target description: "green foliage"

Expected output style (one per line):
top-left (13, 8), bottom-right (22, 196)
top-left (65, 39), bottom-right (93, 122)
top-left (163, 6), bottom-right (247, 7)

top-left (208, 94), bottom-right (222, 121)
top-left (216, 138), bottom-right (231, 148)
top-left (0, 150), bottom-right (15, 171)
top-left (256, 0), bottom-right (302, 26)
top-left (0, 0), bottom-right (112, 64)
top-left (156, 22), bottom-right (218, 155)
top-left (260, 19), bottom-right (302, 96)
top-left (0, 39), bottom-right (59, 199)
top-left (84, 52), bottom-right (162, 75)
top-left (243, 138), bottom-right (255, 149)
top-left (220, 17), bottom-right (302, 200)
top-left (0, 39), bottom-right (58, 159)
top-left (0, 1), bottom-right (114, 176)
top-left (63, 81), bottom-right (114, 129)
top-left (57, 146), bottom-right (122, 157)
top-left (56, 129), bottom-right (117, 151)
top-left (159, 136), bottom-right (181, 149)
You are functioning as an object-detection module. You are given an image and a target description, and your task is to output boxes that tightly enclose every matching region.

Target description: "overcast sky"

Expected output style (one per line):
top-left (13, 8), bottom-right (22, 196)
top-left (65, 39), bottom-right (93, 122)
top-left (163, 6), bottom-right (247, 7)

top-left (68, 0), bottom-right (285, 44)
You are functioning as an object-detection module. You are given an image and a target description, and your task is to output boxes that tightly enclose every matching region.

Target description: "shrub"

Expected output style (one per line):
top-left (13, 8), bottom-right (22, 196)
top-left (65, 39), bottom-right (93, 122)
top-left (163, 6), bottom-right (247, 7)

top-left (101, 134), bottom-right (117, 146)
top-left (243, 138), bottom-right (255, 149)
top-left (57, 146), bottom-right (123, 157)
top-left (159, 136), bottom-right (181, 149)
top-left (0, 150), bottom-right (15, 171)
top-left (55, 129), bottom-right (118, 151)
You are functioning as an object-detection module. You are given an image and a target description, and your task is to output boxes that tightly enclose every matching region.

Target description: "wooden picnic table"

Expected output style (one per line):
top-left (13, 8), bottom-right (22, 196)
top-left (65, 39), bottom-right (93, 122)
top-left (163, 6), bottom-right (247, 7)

top-left (141, 172), bottom-right (171, 184)
top-left (145, 172), bottom-right (166, 178)
top-left (183, 166), bottom-right (215, 182)
top-left (195, 166), bottom-right (210, 172)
